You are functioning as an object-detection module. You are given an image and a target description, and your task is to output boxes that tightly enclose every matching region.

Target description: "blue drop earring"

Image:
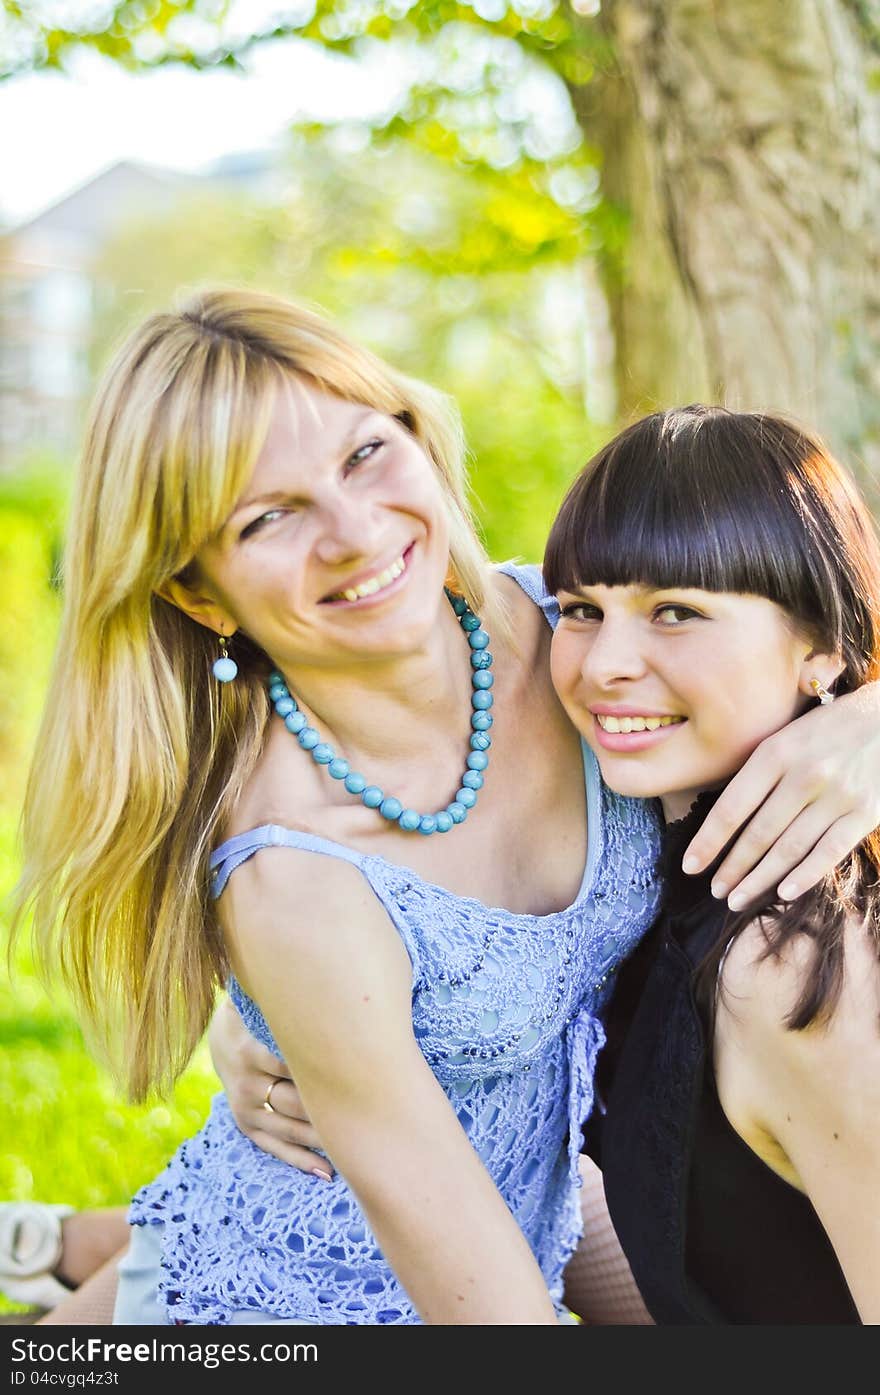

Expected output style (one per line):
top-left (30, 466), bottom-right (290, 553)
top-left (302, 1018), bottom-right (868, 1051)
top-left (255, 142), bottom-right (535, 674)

top-left (213, 631), bottom-right (238, 684)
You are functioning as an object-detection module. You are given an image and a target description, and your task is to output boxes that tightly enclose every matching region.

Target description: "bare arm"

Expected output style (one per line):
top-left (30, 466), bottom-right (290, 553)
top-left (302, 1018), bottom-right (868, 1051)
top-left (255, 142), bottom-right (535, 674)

top-left (715, 924), bottom-right (880, 1323)
top-left (220, 845), bottom-right (559, 1325)
top-left (684, 682), bottom-right (880, 906)
top-left (207, 996), bottom-right (331, 1172)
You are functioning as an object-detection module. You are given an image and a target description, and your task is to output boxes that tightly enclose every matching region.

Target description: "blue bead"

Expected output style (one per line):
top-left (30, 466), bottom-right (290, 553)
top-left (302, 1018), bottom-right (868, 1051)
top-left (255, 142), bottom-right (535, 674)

top-left (379, 797), bottom-right (403, 821)
top-left (344, 773), bottom-right (366, 795)
top-left (328, 758), bottom-right (349, 780)
top-left (285, 711), bottom-right (307, 734)
top-left (467, 629), bottom-right (489, 650)
top-left (418, 816), bottom-right (438, 835)
top-left (472, 670), bottom-right (494, 690)
top-left (274, 696), bottom-right (296, 717)
top-left (362, 786), bottom-right (384, 809)
top-left (471, 712), bottom-right (493, 731)
top-left (213, 657), bottom-right (238, 683)
top-left (298, 727), bottom-right (320, 750)
top-left (470, 650), bottom-right (493, 670)
top-left (312, 743), bottom-right (334, 764)
top-left (268, 670), bottom-right (284, 685)
top-left (462, 770), bottom-right (483, 790)
top-left (467, 751), bottom-right (489, 771)
top-left (448, 594), bottom-right (468, 616)
top-left (447, 802), bottom-right (467, 824)
top-left (268, 684), bottom-right (287, 701)
top-left (460, 612), bottom-right (481, 632)
top-left (455, 787), bottom-right (477, 808)
top-left (434, 811), bottom-right (454, 833)
top-left (398, 808), bottom-right (420, 831)
top-left (472, 690), bottom-right (493, 711)
top-left (470, 733), bottom-right (491, 751)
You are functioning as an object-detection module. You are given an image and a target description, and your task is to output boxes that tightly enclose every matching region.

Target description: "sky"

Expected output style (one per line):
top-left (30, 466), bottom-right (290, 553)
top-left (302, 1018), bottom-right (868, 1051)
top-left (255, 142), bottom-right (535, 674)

top-left (0, 34), bottom-right (414, 227)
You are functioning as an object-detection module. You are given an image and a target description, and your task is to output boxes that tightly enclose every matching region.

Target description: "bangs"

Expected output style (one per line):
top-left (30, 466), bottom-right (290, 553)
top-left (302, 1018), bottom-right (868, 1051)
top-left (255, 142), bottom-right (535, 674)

top-left (544, 409), bottom-right (837, 622)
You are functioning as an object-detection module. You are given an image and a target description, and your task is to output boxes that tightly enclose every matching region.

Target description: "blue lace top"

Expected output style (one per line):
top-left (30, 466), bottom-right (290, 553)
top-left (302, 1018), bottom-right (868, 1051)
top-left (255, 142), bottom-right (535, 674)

top-left (129, 563), bottom-right (663, 1325)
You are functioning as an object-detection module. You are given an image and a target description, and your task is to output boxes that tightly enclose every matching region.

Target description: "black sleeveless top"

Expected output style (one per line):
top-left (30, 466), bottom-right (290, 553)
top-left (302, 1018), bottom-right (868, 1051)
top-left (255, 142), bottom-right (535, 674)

top-left (583, 797), bottom-right (860, 1325)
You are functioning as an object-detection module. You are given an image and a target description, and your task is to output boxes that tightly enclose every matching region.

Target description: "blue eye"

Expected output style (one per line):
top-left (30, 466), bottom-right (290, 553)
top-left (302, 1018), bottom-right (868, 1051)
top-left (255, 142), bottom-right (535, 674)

top-left (347, 438), bottom-right (384, 469)
top-left (240, 508), bottom-right (287, 539)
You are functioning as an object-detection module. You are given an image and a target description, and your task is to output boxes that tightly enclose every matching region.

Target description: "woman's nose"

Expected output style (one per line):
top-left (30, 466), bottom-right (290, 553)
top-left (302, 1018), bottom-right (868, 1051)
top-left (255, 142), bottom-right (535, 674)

top-left (581, 619), bottom-right (648, 686)
top-left (314, 494), bottom-right (381, 566)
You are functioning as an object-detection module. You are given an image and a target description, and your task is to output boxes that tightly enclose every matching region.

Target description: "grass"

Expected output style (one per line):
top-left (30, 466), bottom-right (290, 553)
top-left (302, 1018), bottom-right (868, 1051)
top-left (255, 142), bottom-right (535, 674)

top-left (0, 496), bottom-right (218, 1315)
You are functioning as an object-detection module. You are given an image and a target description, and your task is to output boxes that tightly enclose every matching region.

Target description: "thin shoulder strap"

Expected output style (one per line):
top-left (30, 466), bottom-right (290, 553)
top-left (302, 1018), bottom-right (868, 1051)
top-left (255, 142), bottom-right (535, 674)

top-left (209, 824), bottom-right (366, 899)
top-left (494, 560), bottom-right (561, 631)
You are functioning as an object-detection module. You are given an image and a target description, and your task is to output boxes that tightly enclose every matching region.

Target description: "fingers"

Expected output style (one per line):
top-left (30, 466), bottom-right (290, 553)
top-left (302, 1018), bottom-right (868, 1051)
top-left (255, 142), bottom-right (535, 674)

top-left (259, 1078), bottom-right (321, 1147)
top-left (715, 802), bottom-right (852, 907)
top-left (702, 774), bottom-right (835, 902)
top-left (245, 1129), bottom-right (335, 1176)
top-left (231, 1077), bottom-right (332, 1175)
top-left (248, 1045), bottom-right (293, 1081)
top-left (774, 813), bottom-right (869, 902)
top-left (255, 1109), bottom-right (326, 1155)
top-left (682, 747), bottom-right (782, 876)
top-left (258, 1075), bottom-right (303, 1120)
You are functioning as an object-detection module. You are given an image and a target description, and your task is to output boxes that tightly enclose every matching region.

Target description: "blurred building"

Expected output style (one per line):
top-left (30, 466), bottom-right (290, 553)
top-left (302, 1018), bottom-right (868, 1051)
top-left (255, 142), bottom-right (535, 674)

top-left (0, 153), bottom-right (277, 471)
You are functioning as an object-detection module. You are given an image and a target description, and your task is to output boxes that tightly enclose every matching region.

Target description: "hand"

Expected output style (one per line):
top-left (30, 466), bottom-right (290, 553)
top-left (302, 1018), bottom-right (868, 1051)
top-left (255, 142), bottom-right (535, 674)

top-left (207, 996), bottom-right (332, 1176)
top-left (683, 682), bottom-right (880, 907)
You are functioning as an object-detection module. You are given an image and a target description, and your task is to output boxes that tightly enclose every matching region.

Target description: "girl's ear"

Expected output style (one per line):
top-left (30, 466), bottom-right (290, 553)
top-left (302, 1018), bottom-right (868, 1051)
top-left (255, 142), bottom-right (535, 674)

top-left (155, 577), bottom-right (238, 638)
top-left (797, 650), bottom-right (846, 702)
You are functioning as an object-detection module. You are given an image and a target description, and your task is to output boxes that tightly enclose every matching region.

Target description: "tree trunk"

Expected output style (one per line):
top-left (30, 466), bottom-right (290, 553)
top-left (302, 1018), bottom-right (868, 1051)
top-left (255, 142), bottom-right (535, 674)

top-left (573, 0), bottom-right (880, 488)
top-left (568, 13), bottom-right (712, 421)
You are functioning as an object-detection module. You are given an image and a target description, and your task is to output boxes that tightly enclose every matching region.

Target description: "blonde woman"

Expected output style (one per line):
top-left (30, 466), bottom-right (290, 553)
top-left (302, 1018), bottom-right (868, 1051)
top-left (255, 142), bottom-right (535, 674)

top-left (11, 290), bottom-right (880, 1326)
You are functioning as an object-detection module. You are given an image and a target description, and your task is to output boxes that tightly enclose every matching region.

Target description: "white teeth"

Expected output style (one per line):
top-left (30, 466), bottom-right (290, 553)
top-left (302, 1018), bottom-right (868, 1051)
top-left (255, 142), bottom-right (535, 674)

top-left (597, 714), bottom-right (683, 733)
top-left (330, 553), bottom-right (407, 602)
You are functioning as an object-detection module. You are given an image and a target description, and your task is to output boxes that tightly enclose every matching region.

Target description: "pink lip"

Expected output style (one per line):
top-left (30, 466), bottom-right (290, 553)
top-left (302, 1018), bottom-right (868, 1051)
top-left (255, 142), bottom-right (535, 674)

top-left (592, 715), bottom-right (687, 753)
top-left (321, 542), bottom-right (415, 607)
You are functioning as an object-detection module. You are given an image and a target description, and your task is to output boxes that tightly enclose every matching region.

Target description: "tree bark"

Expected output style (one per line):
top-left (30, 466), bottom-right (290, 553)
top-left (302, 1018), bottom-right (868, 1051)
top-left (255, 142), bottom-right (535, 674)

top-left (573, 0), bottom-right (880, 487)
top-left (568, 12), bottom-right (712, 421)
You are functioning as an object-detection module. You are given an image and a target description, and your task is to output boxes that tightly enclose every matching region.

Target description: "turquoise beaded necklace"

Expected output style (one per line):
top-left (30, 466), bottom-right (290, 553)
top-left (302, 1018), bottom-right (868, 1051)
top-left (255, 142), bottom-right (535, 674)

top-left (267, 589), bottom-right (493, 835)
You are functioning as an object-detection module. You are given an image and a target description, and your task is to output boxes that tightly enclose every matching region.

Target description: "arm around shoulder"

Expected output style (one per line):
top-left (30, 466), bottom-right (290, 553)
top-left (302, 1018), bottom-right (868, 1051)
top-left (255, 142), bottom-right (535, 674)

top-left (219, 844), bottom-right (559, 1325)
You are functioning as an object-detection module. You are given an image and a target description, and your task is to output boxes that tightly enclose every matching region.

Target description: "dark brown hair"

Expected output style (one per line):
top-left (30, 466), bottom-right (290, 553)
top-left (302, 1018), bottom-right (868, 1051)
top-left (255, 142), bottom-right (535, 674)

top-left (544, 405), bottom-right (880, 1028)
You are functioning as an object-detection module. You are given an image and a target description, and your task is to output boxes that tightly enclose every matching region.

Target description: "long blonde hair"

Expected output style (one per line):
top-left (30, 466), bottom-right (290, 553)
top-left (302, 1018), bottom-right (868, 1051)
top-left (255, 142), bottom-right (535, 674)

top-left (11, 287), bottom-right (500, 1101)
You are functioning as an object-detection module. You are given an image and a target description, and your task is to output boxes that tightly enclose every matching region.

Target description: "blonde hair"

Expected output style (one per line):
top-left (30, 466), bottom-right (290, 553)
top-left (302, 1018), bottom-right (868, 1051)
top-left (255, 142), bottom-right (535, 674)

top-left (11, 287), bottom-right (501, 1100)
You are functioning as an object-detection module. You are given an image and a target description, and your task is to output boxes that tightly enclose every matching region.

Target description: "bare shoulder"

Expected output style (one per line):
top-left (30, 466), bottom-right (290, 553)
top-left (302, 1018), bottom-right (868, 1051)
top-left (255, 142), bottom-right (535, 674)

top-left (717, 915), bottom-right (880, 1094)
top-left (218, 841), bottom-right (411, 994)
top-left (489, 564), bottom-right (551, 670)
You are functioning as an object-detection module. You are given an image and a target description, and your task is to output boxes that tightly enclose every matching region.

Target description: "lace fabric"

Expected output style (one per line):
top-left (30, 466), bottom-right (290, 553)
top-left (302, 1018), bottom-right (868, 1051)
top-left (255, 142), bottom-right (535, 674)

top-left (129, 563), bottom-right (663, 1324)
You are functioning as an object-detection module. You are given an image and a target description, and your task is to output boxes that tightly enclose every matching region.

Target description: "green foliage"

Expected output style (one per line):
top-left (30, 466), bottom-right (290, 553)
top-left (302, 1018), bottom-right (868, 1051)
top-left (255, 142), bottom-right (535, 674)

top-left (0, 1), bottom-right (608, 81)
top-left (0, 496), bottom-right (62, 808)
top-left (0, 497), bottom-right (219, 1315)
top-left (0, 2), bottom-right (609, 260)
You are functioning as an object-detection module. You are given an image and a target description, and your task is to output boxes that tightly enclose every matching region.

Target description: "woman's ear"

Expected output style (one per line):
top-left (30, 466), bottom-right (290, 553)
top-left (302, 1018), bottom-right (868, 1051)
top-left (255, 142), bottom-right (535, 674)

top-left (156, 577), bottom-right (238, 638)
top-left (797, 650), bottom-right (846, 702)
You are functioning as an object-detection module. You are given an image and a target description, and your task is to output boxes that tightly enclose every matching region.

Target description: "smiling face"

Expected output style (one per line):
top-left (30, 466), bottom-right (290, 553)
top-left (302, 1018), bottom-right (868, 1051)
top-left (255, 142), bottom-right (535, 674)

top-left (550, 583), bottom-right (833, 821)
top-left (174, 378), bottom-right (453, 674)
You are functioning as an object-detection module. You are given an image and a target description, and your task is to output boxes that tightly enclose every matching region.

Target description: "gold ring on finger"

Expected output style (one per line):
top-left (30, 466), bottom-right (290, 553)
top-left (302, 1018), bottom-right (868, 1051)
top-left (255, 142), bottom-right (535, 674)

top-left (263, 1077), bottom-right (281, 1114)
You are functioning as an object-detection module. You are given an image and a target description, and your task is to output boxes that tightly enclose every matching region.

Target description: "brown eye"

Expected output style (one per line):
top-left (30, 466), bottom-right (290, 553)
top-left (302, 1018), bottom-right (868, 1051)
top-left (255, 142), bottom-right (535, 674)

top-left (654, 605), bottom-right (701, 625)
top-left (558, 602), bottom-right (602, 622)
